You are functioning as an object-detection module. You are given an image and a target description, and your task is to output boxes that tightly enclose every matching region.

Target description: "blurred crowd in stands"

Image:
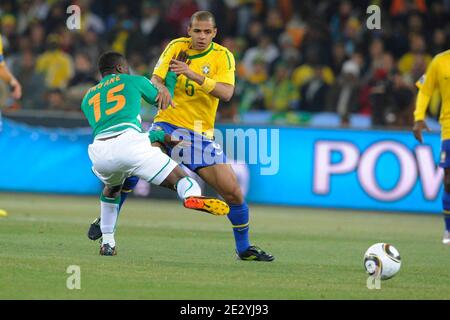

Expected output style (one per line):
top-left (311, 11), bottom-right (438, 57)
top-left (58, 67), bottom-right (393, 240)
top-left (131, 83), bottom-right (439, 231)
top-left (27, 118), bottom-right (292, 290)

top-left (0, 0), bottom-right (448, 128)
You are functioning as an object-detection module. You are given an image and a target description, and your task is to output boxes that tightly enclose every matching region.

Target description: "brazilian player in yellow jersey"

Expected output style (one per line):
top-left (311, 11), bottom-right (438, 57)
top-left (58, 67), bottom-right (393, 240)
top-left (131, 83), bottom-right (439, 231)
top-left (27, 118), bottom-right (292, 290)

top-left (148, 11), bottom-right (274, 261)
top-left (152, 36), bottom-right (234, 138)
top-left (0, 34), bottom-right (21, 218)
top-left (413, 50), bottom-right (450, 245)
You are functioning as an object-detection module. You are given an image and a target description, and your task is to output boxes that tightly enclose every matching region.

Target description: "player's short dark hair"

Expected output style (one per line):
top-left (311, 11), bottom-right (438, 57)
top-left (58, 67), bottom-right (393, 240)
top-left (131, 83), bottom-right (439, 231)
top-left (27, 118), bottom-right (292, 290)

top-left (98, 51), bottom-right (126, 75)
top-left (190, 11), bottom-right (216, 27)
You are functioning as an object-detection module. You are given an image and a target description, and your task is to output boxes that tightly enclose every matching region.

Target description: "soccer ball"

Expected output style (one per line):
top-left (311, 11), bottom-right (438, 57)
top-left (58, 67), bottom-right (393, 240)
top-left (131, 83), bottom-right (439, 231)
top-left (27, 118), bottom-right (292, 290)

top-left (363, 243), bottom-right (401, 280)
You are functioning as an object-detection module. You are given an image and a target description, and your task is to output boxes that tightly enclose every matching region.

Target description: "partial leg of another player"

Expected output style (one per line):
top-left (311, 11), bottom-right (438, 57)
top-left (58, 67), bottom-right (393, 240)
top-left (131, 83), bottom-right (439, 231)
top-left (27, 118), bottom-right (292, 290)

top-left (442, 168), bottom-right (450, 245)
top-left (196, 163), bottom-right (274, 261)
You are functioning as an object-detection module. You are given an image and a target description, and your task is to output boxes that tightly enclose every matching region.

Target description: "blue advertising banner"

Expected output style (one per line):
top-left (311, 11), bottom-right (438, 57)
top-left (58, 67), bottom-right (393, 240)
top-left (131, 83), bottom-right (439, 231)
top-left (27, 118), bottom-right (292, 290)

top-left (0, 119), bottom-right (442, 213)
top-left (0, 119), bottom-right (100, 194)
top-left (217, 124), bottom-right (442, 214)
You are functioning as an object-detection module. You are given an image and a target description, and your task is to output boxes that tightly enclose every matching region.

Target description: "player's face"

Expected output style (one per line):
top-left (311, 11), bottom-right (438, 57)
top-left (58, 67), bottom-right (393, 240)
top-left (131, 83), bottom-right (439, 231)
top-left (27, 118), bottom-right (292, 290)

top-left (188, 19), bottom-right (217, 50)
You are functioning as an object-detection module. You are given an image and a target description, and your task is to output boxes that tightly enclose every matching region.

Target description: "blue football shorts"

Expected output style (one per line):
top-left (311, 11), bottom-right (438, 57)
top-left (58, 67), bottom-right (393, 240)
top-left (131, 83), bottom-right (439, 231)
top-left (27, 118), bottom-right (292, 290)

top-left (150, 121), bottom-right (227, 172)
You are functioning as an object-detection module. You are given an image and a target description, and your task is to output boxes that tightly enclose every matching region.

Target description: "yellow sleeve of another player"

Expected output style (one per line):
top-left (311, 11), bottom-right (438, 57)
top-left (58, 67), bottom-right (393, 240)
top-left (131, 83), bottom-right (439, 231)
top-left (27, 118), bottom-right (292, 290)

top-left (414, 91), bottom-right (431, 121)
top-left (213, 50), bottom-right (235, 85)
top-left (153, 40), bottom-right (185, 80)
top-left (418, 58), bottom-right (438, 96)
top-left (414, 58), bottom-right (439, 121)
top-left (0, 36), bottom-right (5, 66)
top-left (415, 74), bottom-right (425, 90)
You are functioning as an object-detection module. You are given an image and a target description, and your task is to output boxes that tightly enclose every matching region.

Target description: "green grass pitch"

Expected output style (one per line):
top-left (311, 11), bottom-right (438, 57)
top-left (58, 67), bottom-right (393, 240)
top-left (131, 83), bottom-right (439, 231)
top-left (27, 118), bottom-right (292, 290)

top-left (0, 193), bottom-right (449, 299)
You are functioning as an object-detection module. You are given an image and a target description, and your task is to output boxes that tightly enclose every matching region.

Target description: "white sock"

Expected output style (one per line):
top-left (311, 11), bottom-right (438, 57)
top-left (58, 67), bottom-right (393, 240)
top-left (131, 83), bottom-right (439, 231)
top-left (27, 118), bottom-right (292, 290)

top-left (102, 233), bottom-right (115, 247)
top-left (176, 176), bottom-right (202, 199)
top-left (100, 200), bottom-right (119, 247)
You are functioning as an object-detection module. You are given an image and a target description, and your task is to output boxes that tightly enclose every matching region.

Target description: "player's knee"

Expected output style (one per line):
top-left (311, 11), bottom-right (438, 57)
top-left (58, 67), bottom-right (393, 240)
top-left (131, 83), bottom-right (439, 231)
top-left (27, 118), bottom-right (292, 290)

top-left (222, 186), bottom-right (244, 205)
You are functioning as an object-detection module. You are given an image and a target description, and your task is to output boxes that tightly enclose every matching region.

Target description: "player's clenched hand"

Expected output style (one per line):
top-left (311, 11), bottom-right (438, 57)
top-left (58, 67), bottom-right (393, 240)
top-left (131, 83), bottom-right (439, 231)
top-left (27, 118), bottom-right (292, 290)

top-left (169, 59), bottom-right (191, 76)
top-left (170, 53), bottom-right (192, 78)
top-left (175, 50), bottom-right (189, 64)
top-left (10, 78), bottom-right (22, 100)
top-left (413, 120), bottom-right (430, 144)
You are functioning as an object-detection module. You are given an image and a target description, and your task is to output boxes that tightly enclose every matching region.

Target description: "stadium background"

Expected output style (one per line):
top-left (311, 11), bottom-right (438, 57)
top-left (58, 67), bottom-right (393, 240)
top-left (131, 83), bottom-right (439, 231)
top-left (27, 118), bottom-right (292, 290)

top-left (0, 0), bottom-right (446, 213)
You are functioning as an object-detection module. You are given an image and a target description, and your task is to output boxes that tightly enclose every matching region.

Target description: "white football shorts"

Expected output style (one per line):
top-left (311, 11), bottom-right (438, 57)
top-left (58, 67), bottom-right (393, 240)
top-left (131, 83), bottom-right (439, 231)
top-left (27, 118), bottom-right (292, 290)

top-left (88, 129), bottom-right (178, 187)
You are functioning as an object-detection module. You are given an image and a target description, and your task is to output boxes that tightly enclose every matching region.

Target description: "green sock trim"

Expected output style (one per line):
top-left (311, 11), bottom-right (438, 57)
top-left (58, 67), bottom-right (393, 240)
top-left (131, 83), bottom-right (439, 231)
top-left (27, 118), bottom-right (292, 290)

top-left (175, 176), bottom-right (194, 196)
top-left (100, 193), bottom-right (121, 204)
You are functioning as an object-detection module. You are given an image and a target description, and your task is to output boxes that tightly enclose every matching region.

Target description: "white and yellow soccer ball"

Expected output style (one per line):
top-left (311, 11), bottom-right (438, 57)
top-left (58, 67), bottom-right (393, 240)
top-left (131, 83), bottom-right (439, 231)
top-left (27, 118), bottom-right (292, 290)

top-left (363, 243), bottom-right (401, 280)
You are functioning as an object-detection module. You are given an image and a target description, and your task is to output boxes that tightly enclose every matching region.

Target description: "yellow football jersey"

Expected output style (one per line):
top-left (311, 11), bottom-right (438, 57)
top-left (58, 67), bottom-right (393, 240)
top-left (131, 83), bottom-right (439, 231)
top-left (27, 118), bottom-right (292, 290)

top-left (415, 50), bottom-right (450, 140)
top-left (153, 37), bottom-right (235, 138)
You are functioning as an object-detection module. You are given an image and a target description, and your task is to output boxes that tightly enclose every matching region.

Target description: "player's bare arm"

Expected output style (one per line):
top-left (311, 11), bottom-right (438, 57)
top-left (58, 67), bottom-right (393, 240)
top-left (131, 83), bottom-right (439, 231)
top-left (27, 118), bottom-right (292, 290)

top-left (169, 58), bottom-right (234, 101)
top-left (0, 63), bottom-right (22, 100)
top-left (412, 120), bottom-right (430, 144)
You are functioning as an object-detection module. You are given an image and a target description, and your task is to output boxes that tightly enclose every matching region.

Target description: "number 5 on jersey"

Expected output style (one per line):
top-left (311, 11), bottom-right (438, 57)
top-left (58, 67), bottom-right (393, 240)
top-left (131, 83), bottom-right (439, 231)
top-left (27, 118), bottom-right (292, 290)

top-left (185, 79), bottom-right (195, 96)
top-left (88, 84), bottom-right (126, 122)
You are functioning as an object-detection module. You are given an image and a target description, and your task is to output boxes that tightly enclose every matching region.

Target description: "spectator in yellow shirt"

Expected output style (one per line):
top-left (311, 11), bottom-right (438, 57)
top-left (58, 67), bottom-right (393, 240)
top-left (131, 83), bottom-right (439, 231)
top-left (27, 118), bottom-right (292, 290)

top-left (291, 47), bottom-right (335, 89)
top-left (35, 34), bottom-right (74, 89)
top-left (398, 34), bottom-right (431, 82)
